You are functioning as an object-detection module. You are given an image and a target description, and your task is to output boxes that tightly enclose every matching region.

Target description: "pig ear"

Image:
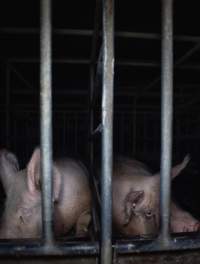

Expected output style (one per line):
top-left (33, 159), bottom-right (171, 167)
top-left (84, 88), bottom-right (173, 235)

top-left (0, 149), bottom-right (19, 192)
top-left (27, 148), bottom-right (41, 194)
top-left (171, 154), bottom-right (190, 179)
top-left (0, 149), bottom-right (19, 172)
top-left (27, 148), bottom-right (62, 201)
top-left (123, 189), bottom-right (144, 226)
top-left (4, 150), bottom-right (19, 172)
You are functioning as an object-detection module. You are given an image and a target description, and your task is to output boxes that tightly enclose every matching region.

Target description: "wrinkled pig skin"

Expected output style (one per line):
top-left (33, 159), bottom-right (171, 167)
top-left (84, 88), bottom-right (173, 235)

top-left (0, 148), bottom-right (92, 239)
top-left (112, 155), bottom-right (200, 236)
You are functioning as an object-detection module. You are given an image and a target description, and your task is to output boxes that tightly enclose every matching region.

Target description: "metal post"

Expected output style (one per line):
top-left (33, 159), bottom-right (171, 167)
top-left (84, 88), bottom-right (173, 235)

top-left (159, 0), bottom-right (173, 246)
top-left (101, 0), bottom-right (114, 263)
top-left (40, 0), bottom-right (53, 246)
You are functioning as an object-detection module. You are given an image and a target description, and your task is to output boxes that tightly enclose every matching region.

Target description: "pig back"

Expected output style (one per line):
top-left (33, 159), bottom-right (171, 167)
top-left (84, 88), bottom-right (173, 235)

top-left (113, 157), bottom-right (153, 178)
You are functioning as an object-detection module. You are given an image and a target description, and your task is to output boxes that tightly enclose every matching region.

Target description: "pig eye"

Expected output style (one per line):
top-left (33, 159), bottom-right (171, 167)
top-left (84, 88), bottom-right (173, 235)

top-left (145, 210), bottom-right (153, 218)
top-left (132, 203), bottom-right (136, 209)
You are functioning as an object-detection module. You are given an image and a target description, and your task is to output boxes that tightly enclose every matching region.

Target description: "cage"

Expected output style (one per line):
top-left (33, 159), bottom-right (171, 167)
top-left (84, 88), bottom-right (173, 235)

top-left (1, 0), bottom-right (200, 263)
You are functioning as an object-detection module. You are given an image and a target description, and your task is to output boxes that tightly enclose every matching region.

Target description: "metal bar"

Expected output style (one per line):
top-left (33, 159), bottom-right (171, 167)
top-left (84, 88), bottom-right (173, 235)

top-left (40, 0), bottom-right (53, 246)
top-left (13, 90), bottom-right (87, 95)
top-left (115, 237), bottom-right (200, 254)
top-left (9, 57), bottom-right (200, 71)
top-left (1, 103), bottom-right (161, 110)
top-left (0, 242), bottom-right (99, 256)
top-left (2, 27), bottom-right (200, 42)
top-left (7, 89), bottom-right (186, 98)
top-left (159, 0), bottom-right (173, 247)
top-left (1, 236), bottom-right (200, 256)
top-left (0, 104), bottom-right (162, 113)
top-left (0, 108), bottom-right (166, 116)
top-left (135, 42), bottom-right (200, 100)
top-left (174, 42), bottom-right (200, 65)
top-left (10, 58), bottom-right (90, 64)
top-left (101, 0), bottom-right (114, 263)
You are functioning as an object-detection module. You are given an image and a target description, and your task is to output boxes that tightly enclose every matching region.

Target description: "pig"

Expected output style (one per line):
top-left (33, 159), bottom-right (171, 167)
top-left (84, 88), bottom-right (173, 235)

top-left (0, 148), bottom-right (92, 239)
top-left (112, 155), bottom-right (200, 236)
top-left (170, 202), bottom-right (200, 233)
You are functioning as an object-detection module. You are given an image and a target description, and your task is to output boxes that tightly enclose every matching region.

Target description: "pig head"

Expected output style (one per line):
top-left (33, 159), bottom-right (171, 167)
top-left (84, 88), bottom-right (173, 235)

top-left (112, 155), bottom-right (193, 236)
top-left (0, 148), bottom-right (91, 239)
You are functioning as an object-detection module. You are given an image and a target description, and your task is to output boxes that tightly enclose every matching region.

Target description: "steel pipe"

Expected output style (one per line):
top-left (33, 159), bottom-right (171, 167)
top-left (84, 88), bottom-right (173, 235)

top-left (101, 0), bottom-right (114, 263)
top-left (1, 236), bottom-right (200, 256)
top-left (159, 0), bottom-right (174, 247)
top-left (0, 241), bottom-right (98, 256)
top-left (2, 27), bottom-right (200, 43)
top-left (40, 0), bottom-right (53, 246)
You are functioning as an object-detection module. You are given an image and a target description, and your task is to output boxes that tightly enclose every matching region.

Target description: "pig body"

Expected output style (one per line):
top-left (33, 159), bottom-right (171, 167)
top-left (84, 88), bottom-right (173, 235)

top-left (112, 155), bottom-right (199, 236)
top-left (0, 148), bottom-right (91, 239)
top-left (170, 202), bottom-right (200, 233)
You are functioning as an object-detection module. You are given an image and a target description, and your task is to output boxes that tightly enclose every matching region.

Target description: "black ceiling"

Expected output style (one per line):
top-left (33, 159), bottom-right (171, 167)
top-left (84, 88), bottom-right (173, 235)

top-left (1, 0), bottom-right (200, 112)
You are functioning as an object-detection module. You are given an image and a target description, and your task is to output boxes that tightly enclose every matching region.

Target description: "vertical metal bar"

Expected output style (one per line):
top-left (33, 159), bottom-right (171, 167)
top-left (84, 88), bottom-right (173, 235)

top-left (159, 0), bottom-right (173, 246)
top-left (101, 0), bottom-right (114, 263)
top-left (5, 63), bottom-right (11, 148)
top-left (40, 0), bottom-right (53, 246)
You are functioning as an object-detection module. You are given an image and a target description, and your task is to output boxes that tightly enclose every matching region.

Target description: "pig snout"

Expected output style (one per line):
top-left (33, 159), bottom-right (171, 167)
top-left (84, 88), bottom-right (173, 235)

top-left (0, 148), bottom-right (92, 239)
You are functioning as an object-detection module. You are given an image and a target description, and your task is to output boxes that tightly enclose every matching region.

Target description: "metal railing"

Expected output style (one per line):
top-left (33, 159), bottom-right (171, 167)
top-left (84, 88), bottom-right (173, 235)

top-left (1, 0), bottom-right (200, 263)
